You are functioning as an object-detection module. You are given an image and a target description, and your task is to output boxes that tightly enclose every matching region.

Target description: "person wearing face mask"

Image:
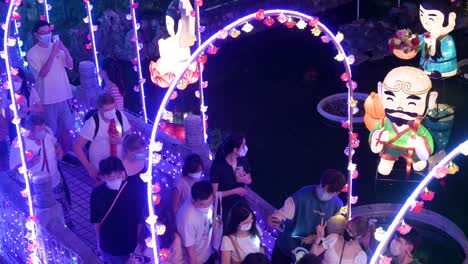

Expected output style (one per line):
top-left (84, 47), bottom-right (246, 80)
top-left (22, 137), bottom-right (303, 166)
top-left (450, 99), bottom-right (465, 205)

top-left (268, 169), bottom-right (346, 264)
top-left (27, 21), bottom-right (74, 153)
top-left (388, 229), bottom-right (422, 264)
top-left (172, 154), bottom-right (205, 217)
top-left (177, 181), bottom-right (215, 264)
top-left (221, 203), bottom-right (264, 264)
top-left (90, 157), bottom-right (145, 264)
top-left (74, 93), bottom-right (131, 183)
top-left (210, 132), bottom-right (252, 222)
top-left (11, 68), bottom-right (44, 118)
top-left (9, 114), bottom-right (73, 227)
top-left (311, 216), bottom-right (368, 264)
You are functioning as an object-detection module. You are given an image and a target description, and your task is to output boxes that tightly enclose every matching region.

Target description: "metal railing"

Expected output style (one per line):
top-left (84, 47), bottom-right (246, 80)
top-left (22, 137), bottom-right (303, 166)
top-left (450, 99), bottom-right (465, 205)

top-left (0, 193), bottom-right (83, 264)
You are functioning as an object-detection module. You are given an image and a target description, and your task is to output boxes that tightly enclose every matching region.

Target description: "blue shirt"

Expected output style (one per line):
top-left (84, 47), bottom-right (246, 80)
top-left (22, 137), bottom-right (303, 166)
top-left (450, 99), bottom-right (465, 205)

top-left (276, 185), bottom-right (343, 257)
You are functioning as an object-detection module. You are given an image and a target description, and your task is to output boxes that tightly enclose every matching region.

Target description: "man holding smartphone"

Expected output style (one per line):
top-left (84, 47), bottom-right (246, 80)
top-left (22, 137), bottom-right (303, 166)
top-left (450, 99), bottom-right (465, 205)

top-left (27, 20), bottom-right (74, 153)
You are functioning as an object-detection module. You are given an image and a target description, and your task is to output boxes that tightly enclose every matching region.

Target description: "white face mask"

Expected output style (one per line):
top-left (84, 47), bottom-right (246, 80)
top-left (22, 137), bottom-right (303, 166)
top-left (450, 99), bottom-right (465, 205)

top-left (239, 145), bottom-right (248, 157)
top-left (188, 171), bottom-right (202, 179)
top-left (103, 109), bottom-right (116, 120)
top-left (39, 33), bottom-right (52, 44)
top-left (105, 178), bottom-right (123, 190)
top-left (13, 80), bottom-right (22, 92)
top-left (239, 222), bottom-right (252, 231)
top-left (390, 239), bottom-right (403, 256)
top-left (316, 185), bottom-right (335, 201)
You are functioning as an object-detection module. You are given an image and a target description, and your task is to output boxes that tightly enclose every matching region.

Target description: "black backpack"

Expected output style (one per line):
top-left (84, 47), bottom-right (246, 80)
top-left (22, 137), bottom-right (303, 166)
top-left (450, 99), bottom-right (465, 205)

top-left (83, 109), bottom-right (124, 149)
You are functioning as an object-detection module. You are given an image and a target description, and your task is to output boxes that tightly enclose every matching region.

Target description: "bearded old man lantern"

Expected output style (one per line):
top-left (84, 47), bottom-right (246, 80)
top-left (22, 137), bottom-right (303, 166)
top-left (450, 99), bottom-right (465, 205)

top-left (393, 0), bottom-right (458, 78)
top-left (367, 67), bottom-right (437, 176)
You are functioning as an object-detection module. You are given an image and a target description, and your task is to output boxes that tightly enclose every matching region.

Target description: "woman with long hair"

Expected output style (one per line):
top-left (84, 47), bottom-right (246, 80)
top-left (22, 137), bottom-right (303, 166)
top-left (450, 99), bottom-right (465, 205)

top-left (13, 68), bottom-right (44, 117)
top-left (311, 216), bottom-right (368, 264)
top-left (210, 132), bottom-right (252, 221)
top-left (221, 203), bottom-right (264, 264)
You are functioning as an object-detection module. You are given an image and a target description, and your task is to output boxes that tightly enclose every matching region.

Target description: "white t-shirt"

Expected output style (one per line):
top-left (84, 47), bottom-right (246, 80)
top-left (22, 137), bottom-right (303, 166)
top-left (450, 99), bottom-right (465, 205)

top-left (176, 200), bottom-right (213, 264)
top-left (79, 111), bottom-right (131, 168)
top-left (322, 234), bottom-right (367, 264)
top-left (27, 43), bottom-right (72, 104)
top-left (9, 127), bottom-right (61, 188)
top-left (221, 227), bottom-right (263, 262)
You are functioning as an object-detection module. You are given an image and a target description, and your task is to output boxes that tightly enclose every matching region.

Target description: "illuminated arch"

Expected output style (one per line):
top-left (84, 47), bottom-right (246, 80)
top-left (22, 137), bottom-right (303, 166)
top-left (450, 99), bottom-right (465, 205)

top-left (143, 9), bottom-right (358, 262)
top-left (2, 0), bottom-right (40, 262)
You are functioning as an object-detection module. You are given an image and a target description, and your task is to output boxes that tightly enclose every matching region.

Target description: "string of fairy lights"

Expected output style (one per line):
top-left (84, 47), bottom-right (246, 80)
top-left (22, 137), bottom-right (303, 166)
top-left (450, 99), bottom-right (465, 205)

top-left (144, 8), bottom-right (358, 262)
top-left (2, 1), bottom-right (465, 263)
top-left (2, 1), bottom-right (40, 263)
top-left (127, 0), bottom-right (149, 123)
top-left (82, 0), bottom-right (101, 86)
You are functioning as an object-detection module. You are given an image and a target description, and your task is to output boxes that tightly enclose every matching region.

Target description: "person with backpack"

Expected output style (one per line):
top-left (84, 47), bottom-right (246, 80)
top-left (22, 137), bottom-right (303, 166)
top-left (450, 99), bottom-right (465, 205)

top-left (73, 93), bottom-right (131, 182)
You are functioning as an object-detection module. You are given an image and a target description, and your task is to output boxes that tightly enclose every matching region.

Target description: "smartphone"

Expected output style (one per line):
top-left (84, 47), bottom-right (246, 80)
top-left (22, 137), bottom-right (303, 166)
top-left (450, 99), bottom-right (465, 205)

top-left (53, 34), bottom-right (60, 43)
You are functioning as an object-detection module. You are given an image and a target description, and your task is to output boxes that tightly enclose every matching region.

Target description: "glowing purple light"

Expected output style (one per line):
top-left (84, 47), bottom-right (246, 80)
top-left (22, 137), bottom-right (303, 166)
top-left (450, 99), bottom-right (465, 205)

top-left (44, 0), bottom-right (51, 23)
top-left (369, 140), bottom-right (468, 264)
top-left (84, 0), bottom-right (101, 86)
top-left (2, 0), bottom-right (38, 261)
top-left (129, 0), bottom-right (148, 123)
top-left (194, 4), bottom-right (208, 142)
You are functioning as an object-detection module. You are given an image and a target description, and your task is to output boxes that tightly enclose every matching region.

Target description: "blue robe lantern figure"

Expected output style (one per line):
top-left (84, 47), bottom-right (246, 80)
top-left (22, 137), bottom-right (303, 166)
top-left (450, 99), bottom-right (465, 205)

top-left (418, 0), bottom-right (458, 78)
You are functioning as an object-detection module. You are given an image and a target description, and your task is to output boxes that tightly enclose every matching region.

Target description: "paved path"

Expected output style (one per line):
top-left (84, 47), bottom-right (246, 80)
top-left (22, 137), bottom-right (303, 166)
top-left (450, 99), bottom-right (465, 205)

top-left (59, 162), bottom-right (97, 250)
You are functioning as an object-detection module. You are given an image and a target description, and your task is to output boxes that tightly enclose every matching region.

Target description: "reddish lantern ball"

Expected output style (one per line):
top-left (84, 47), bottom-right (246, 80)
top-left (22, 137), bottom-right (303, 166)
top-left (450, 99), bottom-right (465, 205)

top-left (256, 9), bottom-right (265, 20)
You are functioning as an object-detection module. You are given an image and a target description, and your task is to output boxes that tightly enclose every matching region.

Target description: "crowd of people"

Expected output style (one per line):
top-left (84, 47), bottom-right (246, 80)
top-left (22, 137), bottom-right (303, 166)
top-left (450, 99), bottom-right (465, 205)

top-left (0, 19), bottom-right (428, 264)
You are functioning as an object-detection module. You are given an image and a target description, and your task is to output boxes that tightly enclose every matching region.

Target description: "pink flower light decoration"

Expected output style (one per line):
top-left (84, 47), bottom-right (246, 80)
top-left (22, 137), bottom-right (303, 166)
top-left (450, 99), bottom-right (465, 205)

top-left (277, 14), bottom-right (287, 23)
top-left (341, 184), bottom-right (349, 193)
top-left (378, 256), bottom-right (392, 264)
top-left (435, 166), bottom-right (448, 179)
top-left (420, 187), bottom-right (435, 201)
top-left (308, 17), bottom-right (320, 27)
top-left (264, 17), bottom-right (275, 27)
top-left (397, 220), bottom-right (412, 235)
top-left (255, 9), bottom-right (265, 20)
top-left (340, 72), bottom-right (350, 82)
top-left (410, 200), bottom-right (424, 213)
top-left (217, 30), bottom-right (228, 39)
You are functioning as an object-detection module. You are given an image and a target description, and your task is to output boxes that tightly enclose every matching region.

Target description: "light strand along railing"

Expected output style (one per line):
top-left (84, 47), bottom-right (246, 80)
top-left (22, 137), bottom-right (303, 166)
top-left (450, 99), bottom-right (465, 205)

top-left (2, 2), bottom-right (39, 263)
top-left (194, 0), bottom-right (208, 143)
top-left (128, 0), bottom-right (148, 123)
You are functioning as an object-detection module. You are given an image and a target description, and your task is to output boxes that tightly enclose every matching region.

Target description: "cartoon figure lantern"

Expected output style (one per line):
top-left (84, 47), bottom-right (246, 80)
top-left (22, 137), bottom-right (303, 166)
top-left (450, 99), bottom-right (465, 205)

top-left (368, 67), bottom-right (437, 176)
top-left (149, 0), bottom-right (203, 89)
top-left (394, 0), bottom-right (458, 78)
